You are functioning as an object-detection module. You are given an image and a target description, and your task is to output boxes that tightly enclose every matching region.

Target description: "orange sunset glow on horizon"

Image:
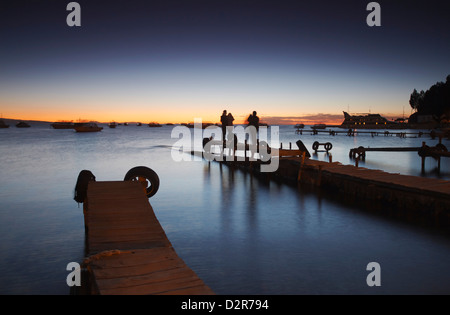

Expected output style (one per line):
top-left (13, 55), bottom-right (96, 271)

top-left (0, 104), bottom-right (405, 126)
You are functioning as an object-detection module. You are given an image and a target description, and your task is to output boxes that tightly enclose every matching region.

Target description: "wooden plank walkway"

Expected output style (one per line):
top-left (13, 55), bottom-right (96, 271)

top-left (81, 180), bottom-right (214, 295)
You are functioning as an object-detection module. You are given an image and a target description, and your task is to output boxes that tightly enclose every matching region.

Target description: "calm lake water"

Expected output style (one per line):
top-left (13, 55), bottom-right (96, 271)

top-left (0, 123), bottom-right (449, 294)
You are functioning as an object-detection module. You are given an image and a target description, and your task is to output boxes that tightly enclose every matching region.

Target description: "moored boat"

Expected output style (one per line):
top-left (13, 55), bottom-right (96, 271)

top-left (109, 122), bottom-right (117, 128)
top-left (74, 122), bottom-right (103, 132)
top-left (16, 121), bottom-right (31, 128)
top-left (0, 119), bottom-right (9, 128)
top-left (51, 121), bottom-right (74, 129)
top-left (182, 122), bottom-right (215, 129)
top-left (340, 111), bottom-right (401, 129)
top-left (148, 122), bottom-right (162, 127)
top-left (311, 124), bottom-right (326, 129)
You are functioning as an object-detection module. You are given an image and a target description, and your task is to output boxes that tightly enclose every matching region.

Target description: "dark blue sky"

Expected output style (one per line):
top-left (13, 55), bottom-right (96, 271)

top-left (1, 0), bottom-right (449, 123)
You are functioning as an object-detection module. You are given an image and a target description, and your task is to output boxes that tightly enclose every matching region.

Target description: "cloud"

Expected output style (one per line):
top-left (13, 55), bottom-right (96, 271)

top-left (260, 113), bottom-right (344, 125)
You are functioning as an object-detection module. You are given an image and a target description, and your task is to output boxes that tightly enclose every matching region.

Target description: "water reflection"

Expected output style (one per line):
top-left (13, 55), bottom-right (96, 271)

top-left (245, 171), bottom-right (258, 231)
top-left (195, 157), bottom-right (450, 294)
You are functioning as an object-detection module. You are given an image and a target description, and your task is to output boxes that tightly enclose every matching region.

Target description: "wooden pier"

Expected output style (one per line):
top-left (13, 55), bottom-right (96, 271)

top-left (349, 141), bottom-right (449, 172)
top-left (296, 128), bottom-right (430, 137)
top-left (294, 126), bottom-right (450, 140)
top-left (196, 140), bottom-right (450, 226)
top-left (79, 180), bottom-right (214, 295)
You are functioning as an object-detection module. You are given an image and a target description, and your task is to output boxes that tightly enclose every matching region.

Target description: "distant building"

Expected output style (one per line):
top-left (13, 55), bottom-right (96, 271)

top-left (416, 115), bottom-right (435, 124)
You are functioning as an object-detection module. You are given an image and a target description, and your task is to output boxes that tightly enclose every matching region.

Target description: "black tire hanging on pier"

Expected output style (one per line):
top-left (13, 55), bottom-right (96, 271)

top-left (124, 166), bottom-right (160, 198)
top-left (312, 141), bottom-right (320, 151)
top-left (74, 170), bottom-right (96, 203)
top-left (324, 142), bottom-right (333, 151)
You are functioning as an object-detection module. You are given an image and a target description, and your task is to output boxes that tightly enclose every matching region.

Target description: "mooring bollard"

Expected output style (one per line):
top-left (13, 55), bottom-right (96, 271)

top-left (349, 146), bottom-right (366, 159)
top-left (312, 141), bottom-right (333, 152)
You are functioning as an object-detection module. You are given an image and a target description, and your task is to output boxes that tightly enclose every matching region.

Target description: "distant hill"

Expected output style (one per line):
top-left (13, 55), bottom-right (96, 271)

top-left (0, 118), bottom-right (53, 127)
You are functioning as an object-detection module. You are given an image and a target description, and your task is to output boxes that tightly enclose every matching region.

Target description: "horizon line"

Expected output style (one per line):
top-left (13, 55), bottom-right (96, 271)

top-left (0, 111), bottom-right (407, 126)
top-left (0, 117), bottom-right (407, 127)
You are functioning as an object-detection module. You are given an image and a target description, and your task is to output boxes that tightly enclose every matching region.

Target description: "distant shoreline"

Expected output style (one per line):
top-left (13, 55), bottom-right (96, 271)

top-left (0, 117), bottom-right (446, 130)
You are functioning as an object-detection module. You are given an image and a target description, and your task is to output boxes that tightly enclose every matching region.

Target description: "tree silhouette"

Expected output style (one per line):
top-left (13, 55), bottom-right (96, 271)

top-left (409, 75), bottom-right (450, 121)
top-left (409, 88), bottom-right (424, 112)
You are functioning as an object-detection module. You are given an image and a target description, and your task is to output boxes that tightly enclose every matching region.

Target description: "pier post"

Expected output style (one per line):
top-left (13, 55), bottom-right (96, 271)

top-left (297, 152), bottom-right (306, 182)
top-left (244, 140), bottom-right (247, 160)
top-left (421, 142), bottom-right (426, 173)
top-left (317, 165), bottom-right (322, 186)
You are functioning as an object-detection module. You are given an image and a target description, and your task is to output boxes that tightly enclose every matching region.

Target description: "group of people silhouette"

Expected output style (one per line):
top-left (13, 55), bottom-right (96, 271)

top-left (220, 110), bottom-right (259, 140)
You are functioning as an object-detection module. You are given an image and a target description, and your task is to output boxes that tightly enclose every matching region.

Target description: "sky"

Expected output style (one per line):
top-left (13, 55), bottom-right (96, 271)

top-left (1, 0), bottom-right (449, 124)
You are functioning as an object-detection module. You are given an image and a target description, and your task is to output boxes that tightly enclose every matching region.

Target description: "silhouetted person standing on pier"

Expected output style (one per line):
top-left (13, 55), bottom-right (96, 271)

top-left (227, 112), bottom-right (234, 126)
top-left (247, 111), bottom-right (259, 132)
top-left (226, 113), bottom-right (235, 141)
top-left (223, 113), bottom-right (234, 141)
top-left (220, 110), bottom-right (228, 141)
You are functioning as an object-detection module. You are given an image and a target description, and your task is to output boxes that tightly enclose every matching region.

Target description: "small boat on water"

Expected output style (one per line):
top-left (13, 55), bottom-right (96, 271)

top-left (311, 124), bottom-right (326, 129)
top-left (109, 122), bottom-right (117, 128)
top-left (182, 122), bottom-right (214, 129)
top-left (148, 122), bottom-right (162, 127)
top-left (74, 122), bottom-right (103, 132)
top-left (0, 119), bottom-right (9, 128)
top-left (16, 121), bottom-right (31, 128)
top-left (51, 121), bottom-right (74, 129)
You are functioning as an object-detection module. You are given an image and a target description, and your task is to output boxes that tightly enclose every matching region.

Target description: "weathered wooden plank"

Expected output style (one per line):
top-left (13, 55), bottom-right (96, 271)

top-left (157, 285), bottom-right (215, 295)
top-left (95, 268), bottom-right (200, 291)
top-left (88, 227), bottom-right (166, 237)
top-left (87, 240), bottom-right (170, 253)
top-left (84, 249), bottom-right (213, 295)
top-left (88, 234), bottom-right (169, 245)
top-left (86, 248), bottom-right (177, 268)
top-left (100, 278), bottom-right (210, 295)
top-left (92, 258), bottom-right (186, 279)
